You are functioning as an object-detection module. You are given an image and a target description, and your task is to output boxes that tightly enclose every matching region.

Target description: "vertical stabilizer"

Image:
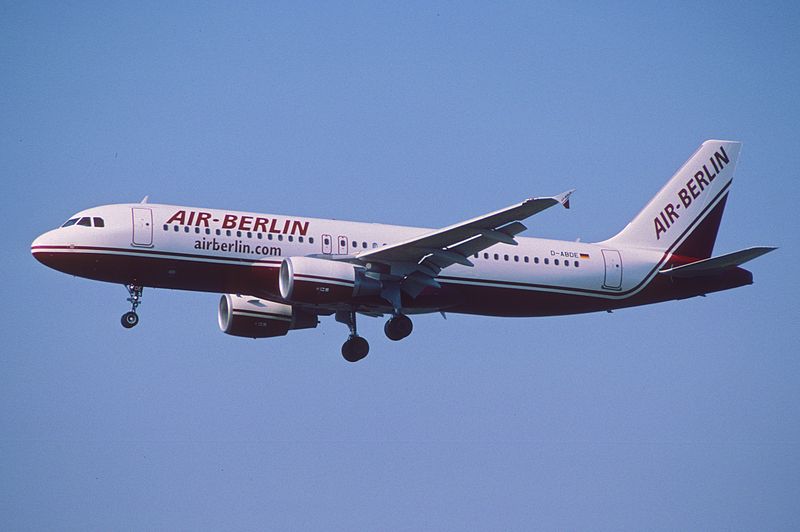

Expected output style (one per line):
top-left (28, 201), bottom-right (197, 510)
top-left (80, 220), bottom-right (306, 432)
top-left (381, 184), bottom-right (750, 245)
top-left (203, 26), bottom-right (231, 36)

top-left (604, 140), bottom-right (741, 259)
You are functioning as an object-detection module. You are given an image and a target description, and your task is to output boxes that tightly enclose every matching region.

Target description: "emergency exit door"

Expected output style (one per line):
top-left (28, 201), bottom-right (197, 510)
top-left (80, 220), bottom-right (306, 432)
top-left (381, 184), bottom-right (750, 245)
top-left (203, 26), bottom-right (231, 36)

top-left (337, 235), bottom-right (349, 255)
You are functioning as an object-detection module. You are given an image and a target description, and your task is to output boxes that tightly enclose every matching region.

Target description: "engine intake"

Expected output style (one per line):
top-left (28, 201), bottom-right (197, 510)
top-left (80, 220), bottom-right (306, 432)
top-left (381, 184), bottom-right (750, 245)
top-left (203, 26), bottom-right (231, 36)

top-left (279, 256), bottom-right (381, 304)
top-left (218, 294), bottom-right (317, 338)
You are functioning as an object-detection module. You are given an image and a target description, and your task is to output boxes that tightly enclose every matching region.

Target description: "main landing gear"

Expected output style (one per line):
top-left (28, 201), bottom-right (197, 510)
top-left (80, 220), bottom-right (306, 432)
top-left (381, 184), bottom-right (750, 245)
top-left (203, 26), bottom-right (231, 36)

top-left (337, 311), bottom-right (369, 363)
top-left (121, 284), bottom-right (143, 329)
top-left (336, 311), bottom-right (415, 362)
top-left (384, 314), bottom-right (413, 341)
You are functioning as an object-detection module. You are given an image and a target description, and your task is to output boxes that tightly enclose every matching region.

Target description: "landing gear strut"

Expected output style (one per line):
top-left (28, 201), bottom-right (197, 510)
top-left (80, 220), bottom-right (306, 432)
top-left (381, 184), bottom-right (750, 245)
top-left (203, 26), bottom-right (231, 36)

top-left (384, 314), bottom-right (413, 341)
top-left (121, 284), bottom-right (143, 329)
top-left (336, 311), bottom-right (369, 362)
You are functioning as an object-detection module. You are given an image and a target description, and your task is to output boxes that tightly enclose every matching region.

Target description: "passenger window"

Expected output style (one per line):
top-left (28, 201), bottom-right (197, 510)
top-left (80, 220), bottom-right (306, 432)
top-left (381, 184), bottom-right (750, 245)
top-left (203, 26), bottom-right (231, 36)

top-left (93, 217), bottom-right (104, 227)
top-left (77, 217), bottom-right (91, 227)
top-left (226, 230), bottom-right (231, 237)
top-left (514, 256), bottom-right (519, 262)
top-left (247, 232), bottom-right (253, 238)
top-left (174, 226), bottom-right (180, 232)
top-left (205, 228), bottom-right (211, 235)
top-left (299, 236), bottom-right (303, 243)
top-left (184, 226), bottom-right (190, 233)
top-left (288, 236), bottom-right (293, 242)
top-left (257, 233), bottom-right (263, 239)
top-left (352, 240), bottom-right (357, 248)
top-left (554, 259), bottom-right (559, 265)
top-left (504, 255), bottom-right (509, 261)
top-left (362, 242), bottom-right (367, 248)
top-left (494, 253), bottom-right (499, 260)
top-left (544, 258), bottom-right (549, 265)
top-left (309, 237), bottom-right (315, 244)
top-left (524, 256), bottom-right (529, 263)
top-left (61, 218), bottom-right (79, 227)
top-left (236, 231), bottom-right (242, 237)
top-left (565, 260), bottom-right (570, 267)
top-left (216, 229), bottom-right (221, 235)
top-left (163, 224), bottom-right (168, 231)
top-left (575, 261), bottom-right (580, 268)
top-left (278, 234), bottom-right (283, 241)
top-left (195, 227), bottom-right (200, 234)
top-left (268, 234), bottom-right (273, 240)
top-left (534, 257), bottom-right (539, 264)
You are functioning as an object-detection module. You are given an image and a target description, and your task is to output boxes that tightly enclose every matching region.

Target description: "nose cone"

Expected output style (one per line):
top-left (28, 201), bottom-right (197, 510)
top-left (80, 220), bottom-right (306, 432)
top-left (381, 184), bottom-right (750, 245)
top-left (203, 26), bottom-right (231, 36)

top-left (31, 229), bottom-right (63, 267)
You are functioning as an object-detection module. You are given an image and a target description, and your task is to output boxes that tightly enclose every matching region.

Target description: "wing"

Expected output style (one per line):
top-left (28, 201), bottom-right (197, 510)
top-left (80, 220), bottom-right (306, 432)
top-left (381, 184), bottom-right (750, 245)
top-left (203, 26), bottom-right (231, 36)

top-left (356, 190), bottom-right (574, 289)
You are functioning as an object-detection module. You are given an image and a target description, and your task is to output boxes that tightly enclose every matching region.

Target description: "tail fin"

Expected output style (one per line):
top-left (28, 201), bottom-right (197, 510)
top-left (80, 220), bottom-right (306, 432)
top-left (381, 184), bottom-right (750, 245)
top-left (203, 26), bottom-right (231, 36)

top-left (604, 140), bottom-right (741, 260)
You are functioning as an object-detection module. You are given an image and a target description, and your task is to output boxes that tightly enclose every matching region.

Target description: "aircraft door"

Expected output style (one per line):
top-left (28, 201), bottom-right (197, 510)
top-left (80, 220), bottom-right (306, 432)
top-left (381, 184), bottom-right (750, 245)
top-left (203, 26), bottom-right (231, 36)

top-left (132, 207), bottom-right (153, 247)
top-left (337, 235), bottom-right (348, 255)
top-left (322, 234), bottom-right (332, 254)
top-left (602, 249), bottom-right (622, 290)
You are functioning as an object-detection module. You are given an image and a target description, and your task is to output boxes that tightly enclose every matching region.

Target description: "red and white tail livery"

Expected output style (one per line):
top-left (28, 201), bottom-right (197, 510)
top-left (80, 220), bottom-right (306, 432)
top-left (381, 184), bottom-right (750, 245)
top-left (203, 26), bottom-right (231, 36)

top-left (31, 140), bottom-right (775, 362)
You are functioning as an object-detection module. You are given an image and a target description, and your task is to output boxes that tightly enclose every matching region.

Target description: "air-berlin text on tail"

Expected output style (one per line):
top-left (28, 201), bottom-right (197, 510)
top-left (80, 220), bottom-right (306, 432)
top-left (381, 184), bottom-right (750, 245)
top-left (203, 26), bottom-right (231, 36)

top-left (165, 210), bottom-right (310, 236)
top-left (653, 145), bottom-right (730, 240)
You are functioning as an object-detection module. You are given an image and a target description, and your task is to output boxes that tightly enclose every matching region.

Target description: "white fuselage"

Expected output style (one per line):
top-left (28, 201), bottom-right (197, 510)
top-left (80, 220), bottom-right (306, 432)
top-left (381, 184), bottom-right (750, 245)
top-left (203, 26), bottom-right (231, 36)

top-left (31, 202), bottom-right (712, 318)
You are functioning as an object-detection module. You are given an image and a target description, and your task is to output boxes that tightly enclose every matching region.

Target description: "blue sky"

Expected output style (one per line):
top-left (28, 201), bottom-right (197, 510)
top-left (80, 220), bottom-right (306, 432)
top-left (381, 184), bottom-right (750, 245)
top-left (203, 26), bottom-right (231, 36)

top-left (2, 2), bottom-right (799, 530)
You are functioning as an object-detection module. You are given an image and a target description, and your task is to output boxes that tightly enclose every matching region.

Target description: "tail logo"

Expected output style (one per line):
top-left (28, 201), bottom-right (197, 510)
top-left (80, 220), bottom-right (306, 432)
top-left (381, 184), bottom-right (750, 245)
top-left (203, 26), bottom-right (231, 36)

top-left (654, 145), bottom-right (730, 240)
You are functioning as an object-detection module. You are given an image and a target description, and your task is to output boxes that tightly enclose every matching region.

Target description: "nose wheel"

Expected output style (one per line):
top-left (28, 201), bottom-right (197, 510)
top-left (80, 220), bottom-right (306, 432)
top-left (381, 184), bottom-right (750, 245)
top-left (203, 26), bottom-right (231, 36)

top-left (121, 284), bottom-right (143, 329)
top-left (336, 310), bottom-right (369, 362)
top-left (121, 311), bottom-right (139, 328)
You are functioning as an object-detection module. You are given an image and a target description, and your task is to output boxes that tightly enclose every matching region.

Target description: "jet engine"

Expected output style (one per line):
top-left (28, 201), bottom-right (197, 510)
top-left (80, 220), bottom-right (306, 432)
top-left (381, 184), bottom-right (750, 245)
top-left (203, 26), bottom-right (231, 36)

top-left (279, 256), bottom-right (381, 304)
top-left (218, 294), bottom-right (318, 338)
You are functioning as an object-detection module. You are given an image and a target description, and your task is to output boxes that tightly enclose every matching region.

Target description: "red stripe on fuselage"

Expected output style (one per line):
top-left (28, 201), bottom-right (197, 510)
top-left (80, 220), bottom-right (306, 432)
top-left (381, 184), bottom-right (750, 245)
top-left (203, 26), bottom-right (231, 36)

top-left (31, 244), bottom-right (752, 317)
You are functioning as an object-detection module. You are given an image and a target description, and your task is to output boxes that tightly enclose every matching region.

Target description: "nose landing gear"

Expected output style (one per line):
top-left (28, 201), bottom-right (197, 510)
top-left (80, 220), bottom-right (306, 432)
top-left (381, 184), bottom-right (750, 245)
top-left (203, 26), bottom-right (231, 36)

top-left (121, 284), bottom-right (143, 329)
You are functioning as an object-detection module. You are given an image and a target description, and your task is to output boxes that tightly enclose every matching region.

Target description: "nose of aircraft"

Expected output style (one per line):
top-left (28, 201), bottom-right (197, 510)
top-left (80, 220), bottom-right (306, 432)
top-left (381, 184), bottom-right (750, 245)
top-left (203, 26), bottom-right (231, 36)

top-left (31, 229), bottom-right (61, 267)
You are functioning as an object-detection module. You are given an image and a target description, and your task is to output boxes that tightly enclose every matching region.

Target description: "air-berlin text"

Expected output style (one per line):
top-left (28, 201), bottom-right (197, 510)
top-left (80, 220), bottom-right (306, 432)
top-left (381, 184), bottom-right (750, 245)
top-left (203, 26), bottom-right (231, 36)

top-left (166, 210), bottom-right (309, 236)
top-left (653, 145), bottom-right (730, 240)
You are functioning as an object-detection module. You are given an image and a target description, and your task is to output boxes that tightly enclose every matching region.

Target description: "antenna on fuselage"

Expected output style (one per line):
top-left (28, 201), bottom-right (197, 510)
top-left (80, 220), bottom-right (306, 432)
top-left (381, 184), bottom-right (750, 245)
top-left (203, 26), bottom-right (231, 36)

top-left (139, 195), bottom-right (149, 204)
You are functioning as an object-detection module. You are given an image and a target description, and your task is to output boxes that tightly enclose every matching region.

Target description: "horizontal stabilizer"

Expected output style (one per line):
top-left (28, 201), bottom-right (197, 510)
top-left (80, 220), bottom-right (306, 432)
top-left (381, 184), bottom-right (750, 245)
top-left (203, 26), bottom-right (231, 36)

top-left (659, 246), bottom-right (777, 278)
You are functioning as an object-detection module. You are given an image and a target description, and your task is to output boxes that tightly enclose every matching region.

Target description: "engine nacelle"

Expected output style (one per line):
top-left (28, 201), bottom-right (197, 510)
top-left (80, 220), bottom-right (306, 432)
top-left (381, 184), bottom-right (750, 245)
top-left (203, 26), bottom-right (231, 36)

top-left (218, 294), bottom-right (318, 338)
top-left (279, 256), bottom-right (381, 304)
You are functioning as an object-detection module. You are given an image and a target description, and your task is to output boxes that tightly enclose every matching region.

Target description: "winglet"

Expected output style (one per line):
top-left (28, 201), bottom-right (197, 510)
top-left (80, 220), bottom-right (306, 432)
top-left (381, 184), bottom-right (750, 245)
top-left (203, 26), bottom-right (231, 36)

top-left (555, 189), bottom-right (575, 209)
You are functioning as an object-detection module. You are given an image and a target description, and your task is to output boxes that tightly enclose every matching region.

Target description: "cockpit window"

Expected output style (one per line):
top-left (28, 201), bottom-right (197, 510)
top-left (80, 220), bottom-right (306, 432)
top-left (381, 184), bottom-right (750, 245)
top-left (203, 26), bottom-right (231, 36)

top-left (93, 217), bottom-right (105, 227)
top-left (61, 218), bottom-right (79, 227)
top-left (77, 217), bottom-right (92, 227)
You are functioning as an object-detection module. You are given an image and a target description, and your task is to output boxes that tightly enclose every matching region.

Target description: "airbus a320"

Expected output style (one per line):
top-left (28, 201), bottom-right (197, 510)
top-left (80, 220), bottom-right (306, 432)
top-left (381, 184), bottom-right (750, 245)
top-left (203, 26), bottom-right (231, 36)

top-left (32, 140), bottom-right (775, 362)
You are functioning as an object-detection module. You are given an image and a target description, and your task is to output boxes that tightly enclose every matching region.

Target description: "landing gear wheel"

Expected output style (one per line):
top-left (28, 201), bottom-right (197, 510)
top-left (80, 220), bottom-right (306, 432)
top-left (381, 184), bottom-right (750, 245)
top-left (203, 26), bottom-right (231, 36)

top-left (341, 335), bottom-right (369, 362)
top-left (121, 284), bottom-right (144, 329)
top-left (384, 314), bottom-right (413, 341)
top-left (121, 311), bottom-right (139, 329)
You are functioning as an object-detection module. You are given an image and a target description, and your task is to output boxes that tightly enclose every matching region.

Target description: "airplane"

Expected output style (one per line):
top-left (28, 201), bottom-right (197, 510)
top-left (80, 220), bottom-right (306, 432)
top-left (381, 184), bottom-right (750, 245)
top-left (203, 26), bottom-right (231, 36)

top-left (31, 140), bottom-right (775, 362)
